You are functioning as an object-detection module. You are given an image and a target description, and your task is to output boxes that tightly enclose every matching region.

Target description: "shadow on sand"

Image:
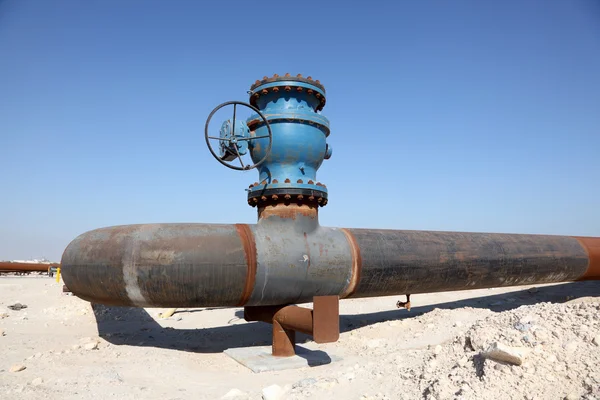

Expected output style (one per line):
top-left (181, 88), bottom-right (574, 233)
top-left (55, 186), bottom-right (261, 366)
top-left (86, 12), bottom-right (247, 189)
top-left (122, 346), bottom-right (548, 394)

top-left (92, 281), bottom-right (600, 355)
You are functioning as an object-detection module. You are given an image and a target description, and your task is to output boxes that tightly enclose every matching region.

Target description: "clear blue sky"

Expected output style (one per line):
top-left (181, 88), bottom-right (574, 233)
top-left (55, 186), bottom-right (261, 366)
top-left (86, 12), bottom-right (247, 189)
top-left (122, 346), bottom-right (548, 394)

top-left (1, 0), bottom-right (599, 262)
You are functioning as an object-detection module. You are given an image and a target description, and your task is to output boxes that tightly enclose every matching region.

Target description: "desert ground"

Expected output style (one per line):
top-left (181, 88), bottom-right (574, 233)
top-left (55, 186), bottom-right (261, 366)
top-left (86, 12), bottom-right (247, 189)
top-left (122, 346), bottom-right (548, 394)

top-left (1, 275), bottom-right (599, 400)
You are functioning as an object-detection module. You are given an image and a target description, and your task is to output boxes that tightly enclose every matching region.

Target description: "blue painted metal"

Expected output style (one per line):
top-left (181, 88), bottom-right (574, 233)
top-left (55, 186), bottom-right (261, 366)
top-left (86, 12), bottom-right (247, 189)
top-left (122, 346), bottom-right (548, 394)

top-left (218, 118), bottom-right (249, 161)
top-left (242, 75), bottom-right (332, 205)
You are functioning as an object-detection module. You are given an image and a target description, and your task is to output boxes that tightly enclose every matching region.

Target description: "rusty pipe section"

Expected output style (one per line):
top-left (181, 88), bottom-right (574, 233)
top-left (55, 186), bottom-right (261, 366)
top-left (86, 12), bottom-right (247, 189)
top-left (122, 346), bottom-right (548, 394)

top-left (0, 262), bottom-right (59, 272)
top-left (245, 305), bottom-right (313, 335)
top-left (60, 207), bottom-right (600, 308)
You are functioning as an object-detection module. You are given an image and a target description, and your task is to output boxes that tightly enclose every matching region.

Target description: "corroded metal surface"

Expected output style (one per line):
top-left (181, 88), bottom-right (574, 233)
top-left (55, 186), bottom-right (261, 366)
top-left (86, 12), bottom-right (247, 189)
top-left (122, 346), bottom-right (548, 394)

top-left (339, 228), bottom-right (362, 298)
top-left (0, 262), bottom-right (58, 272)
top-left (244, 295), bottom-right (340, 357)
top-left (247, 209), bottom-right (353, 306)
top-left (346, 229), bottom-right (590, 298)
top-left (61, 219), bottom-right (599, 308)
top-left (61, 224), bottom-right (250, 307)
top-left (235, 224), bottom-right (257, 306)
top-left (313, 295), bottom-right (340, 343)
top-left (574, 236), bottom-right (600, 280)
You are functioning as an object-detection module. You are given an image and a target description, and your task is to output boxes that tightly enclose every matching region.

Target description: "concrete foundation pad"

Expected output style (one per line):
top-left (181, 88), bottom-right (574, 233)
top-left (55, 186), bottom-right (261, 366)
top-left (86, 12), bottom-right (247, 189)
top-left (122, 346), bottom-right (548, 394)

top-left (224, 345), bottom-right (338, 373)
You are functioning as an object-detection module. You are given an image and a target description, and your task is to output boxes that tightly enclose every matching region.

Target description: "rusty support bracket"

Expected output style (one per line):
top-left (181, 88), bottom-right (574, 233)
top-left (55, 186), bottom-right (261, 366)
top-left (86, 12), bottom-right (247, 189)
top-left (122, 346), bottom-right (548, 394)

top-left (396, 294), bottom-right (411, 311)
top-left (244, 295), bottom-right (339, 357)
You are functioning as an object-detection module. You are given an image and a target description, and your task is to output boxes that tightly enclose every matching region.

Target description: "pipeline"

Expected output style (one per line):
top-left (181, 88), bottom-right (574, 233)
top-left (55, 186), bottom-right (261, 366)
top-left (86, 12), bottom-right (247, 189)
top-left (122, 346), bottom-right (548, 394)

top-left (60, 74), bottom-right (600, 357)
top-left (60, 207), bottom-right (599, 308)
top-left (0, 261), bottom-right (59, 273)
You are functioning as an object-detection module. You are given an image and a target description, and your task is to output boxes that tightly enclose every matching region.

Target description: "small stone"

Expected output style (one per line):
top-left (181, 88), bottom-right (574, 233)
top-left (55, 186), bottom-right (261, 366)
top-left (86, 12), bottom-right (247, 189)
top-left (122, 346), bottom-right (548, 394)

top-left (10, 365), bottom-right (26, 373)
top-left (222, 388), bottom-right (245, 399)
top-left (482, 342), bottom-right (528, 366)
top-left (592, 335), bottom-right (600, 347)
top-left (31, 378), bottom-right (43, 386)
top-left (367, 339), bottom-right (381, 349)
top-left (564, 341), bottom-right (578, 353)
top-left (554, 363), bottom-right (564, 372)
top-left (0, 328), bottom-right (5, 336)
top-left (7, 303), bottom-right (27, 311)
top-left (528, 287), bottom-right (539, 293)
top-left (454, 321), bottom-right (463, 328)
top-left (565, 393), bottom-right (579, 400)
top-left (71, 344), bottom-right (81, 350)
top-left (84, 342), bottom-right (99, 350)
top-left (293, 378), bottom-right (316, 388)
top-left (343, 372), bottom-right (356, 381)
top-left (262, 384), bottom-right (288, 400)
top-left (316, 379), bottom-right (338, 389)
top-left (433, 345), bottom-right (442, 355)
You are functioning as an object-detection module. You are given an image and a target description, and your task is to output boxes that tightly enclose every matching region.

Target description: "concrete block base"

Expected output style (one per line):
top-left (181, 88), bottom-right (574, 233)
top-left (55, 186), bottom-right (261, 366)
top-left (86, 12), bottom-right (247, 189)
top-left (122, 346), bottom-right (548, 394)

top-left (224, 345), bottom-right (337, 373)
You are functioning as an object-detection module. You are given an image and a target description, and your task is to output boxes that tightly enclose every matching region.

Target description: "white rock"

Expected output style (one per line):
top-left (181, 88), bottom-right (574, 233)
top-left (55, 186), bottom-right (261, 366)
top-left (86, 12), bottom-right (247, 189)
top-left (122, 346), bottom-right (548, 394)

top-left (10, 365), bottom-right (26, 373)
top-left (482, 342), bottom-right (528, 366)
top-left (564, 341), bottom-right (578, 353)
top-left (316, 379), bottom-right (337, 389)
top-left (0, 328), bottom-right (5, 336)
top-left (262, 384), bottom-right (288, 400)
top-left (222, 388), bottom-right (246, 399)
top-left (84, 342), bottom-right (99, 350)
top-left (343, 372), bottom-right (356, 381)
top-left (454, 321), bottom-right (463, 328)
top-left (565, 393), bottom-right (579, 400)
top-left (433, 345), bottom-right (442, 355)
top-left (367, 339), bottom-right (381, 349)
top-left (31, 378), bottom-right (43, 386)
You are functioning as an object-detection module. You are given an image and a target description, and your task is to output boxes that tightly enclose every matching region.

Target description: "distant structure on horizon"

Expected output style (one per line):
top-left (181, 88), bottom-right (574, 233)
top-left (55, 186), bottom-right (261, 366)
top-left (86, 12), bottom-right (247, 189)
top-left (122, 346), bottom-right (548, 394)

top-left (4, 258), bottom-right (57, 264)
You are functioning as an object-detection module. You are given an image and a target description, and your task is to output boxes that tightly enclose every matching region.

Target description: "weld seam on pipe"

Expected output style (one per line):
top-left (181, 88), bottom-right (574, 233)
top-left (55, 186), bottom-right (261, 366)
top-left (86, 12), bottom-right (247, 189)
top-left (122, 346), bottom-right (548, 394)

top-left (235, 224), bottom-right (258, 306)
top-left (574, 237), bottom-right (600, 280)
top-left (339, 228), bottom-right (362, 298)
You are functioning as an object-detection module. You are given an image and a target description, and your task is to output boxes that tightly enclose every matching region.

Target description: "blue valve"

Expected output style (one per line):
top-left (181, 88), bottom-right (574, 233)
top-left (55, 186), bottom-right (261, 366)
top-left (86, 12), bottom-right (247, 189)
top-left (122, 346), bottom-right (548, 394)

top-left (205, 74), bottom-right (331, 208)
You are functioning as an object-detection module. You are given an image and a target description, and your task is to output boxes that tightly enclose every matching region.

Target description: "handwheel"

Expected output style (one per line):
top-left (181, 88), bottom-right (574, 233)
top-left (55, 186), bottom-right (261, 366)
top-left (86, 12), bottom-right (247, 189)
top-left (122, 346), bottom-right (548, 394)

top-left (204, 101), bottom-right (273, 171)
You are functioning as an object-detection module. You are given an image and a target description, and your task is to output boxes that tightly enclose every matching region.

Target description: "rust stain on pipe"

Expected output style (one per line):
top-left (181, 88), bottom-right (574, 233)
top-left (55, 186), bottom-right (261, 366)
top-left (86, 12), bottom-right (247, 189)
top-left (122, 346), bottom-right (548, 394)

top-left (339, 228), bottom-right (362, 298)
top-left (573, 236), bottom-right (600, 280)
top-left (235, 224), bottom-right (257, 306)
top-left (258, 204), bottom-right (318, 220)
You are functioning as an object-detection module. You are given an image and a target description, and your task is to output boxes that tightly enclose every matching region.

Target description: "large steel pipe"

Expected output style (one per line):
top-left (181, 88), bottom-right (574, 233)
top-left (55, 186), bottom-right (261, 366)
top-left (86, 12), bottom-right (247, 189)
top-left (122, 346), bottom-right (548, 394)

top-left (61, 206), bottom-right (600, 308)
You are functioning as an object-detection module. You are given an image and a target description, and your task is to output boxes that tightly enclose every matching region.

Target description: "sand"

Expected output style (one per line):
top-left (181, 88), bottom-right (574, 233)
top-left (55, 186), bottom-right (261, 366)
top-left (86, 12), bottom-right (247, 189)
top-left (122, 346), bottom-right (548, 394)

top-left (1, 275), bottom-right (599, 400)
